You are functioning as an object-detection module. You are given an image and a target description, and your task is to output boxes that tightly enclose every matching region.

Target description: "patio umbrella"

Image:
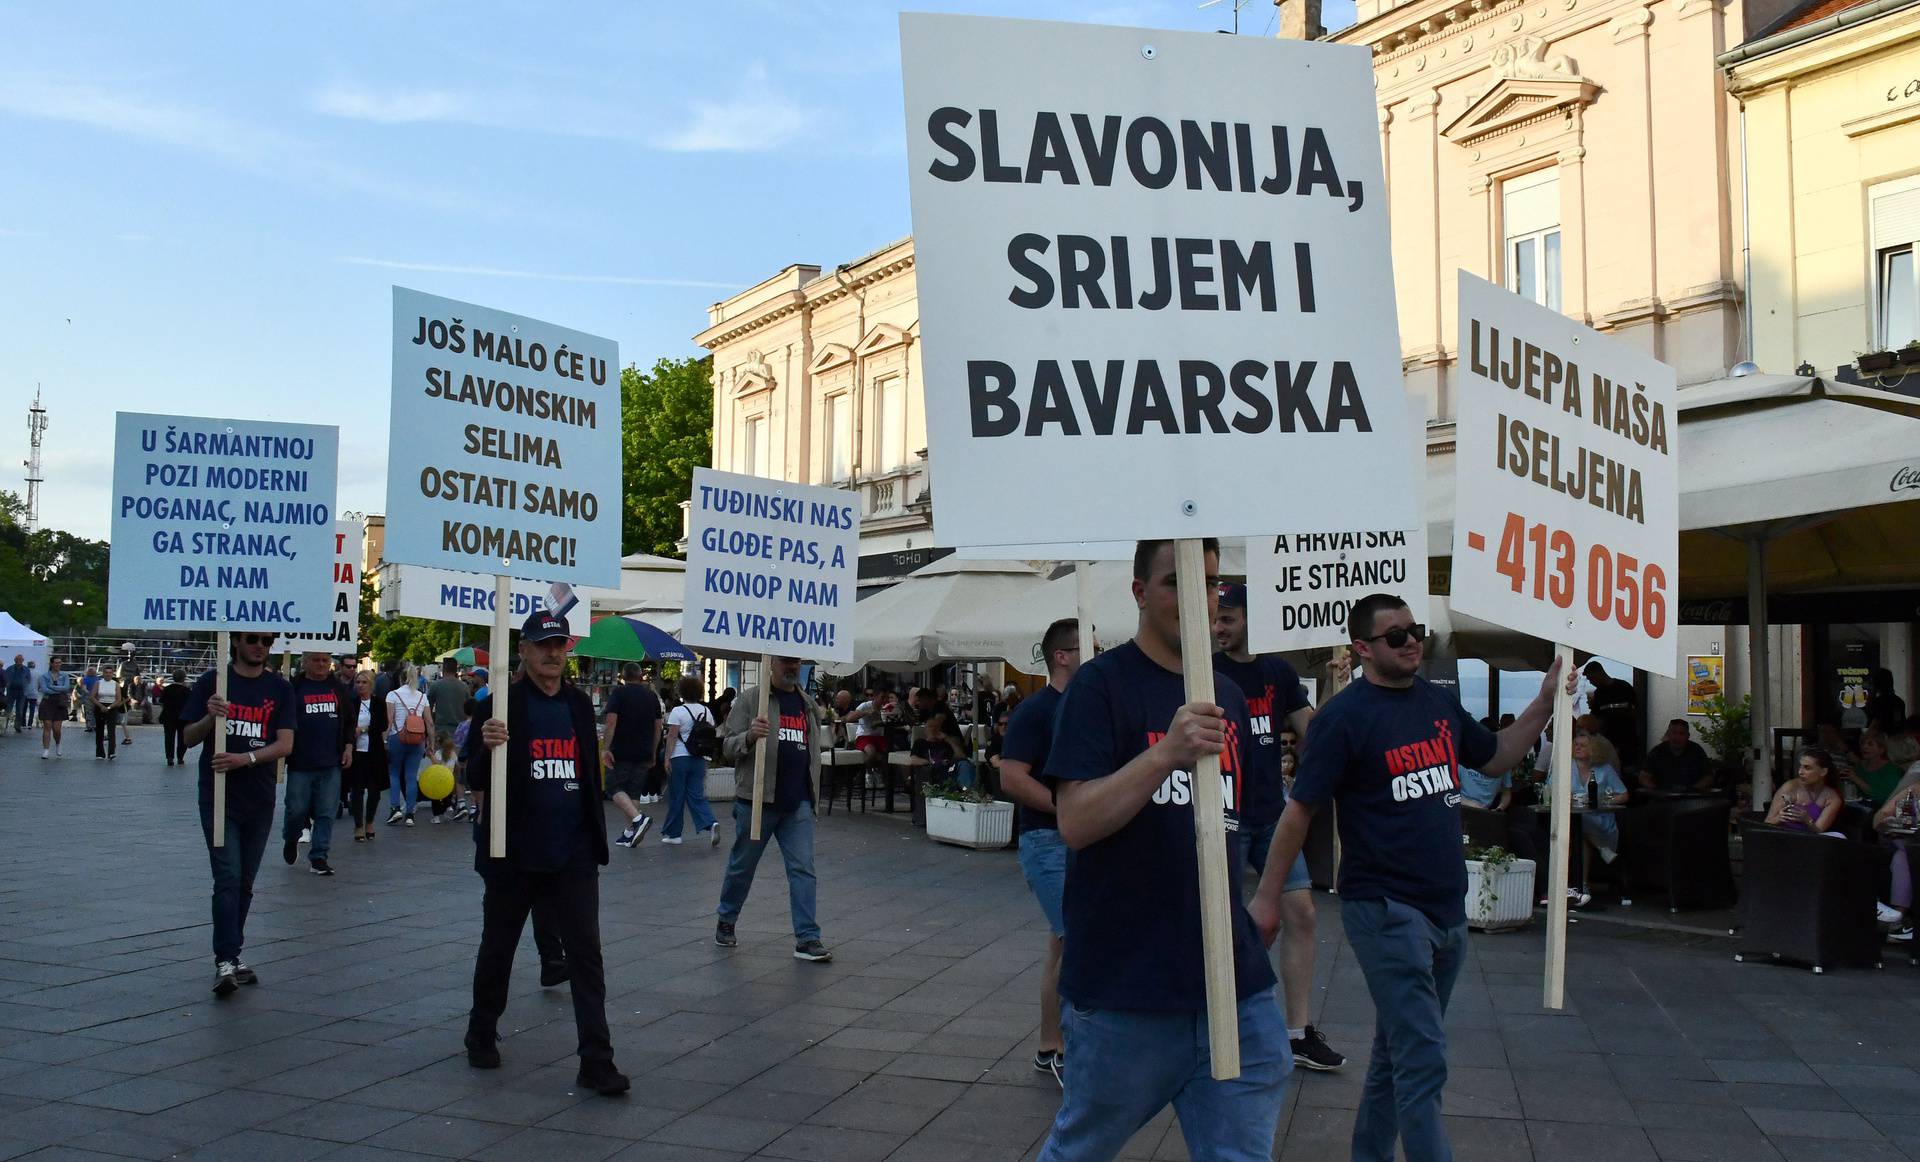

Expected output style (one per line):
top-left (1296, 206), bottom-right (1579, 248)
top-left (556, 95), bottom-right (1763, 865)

top-left (572, 615), bottom-right (697, 664)
top-left (821, 558), bottom-right (1052, 676)
top-left (439, 646), bottom-right (489, 667)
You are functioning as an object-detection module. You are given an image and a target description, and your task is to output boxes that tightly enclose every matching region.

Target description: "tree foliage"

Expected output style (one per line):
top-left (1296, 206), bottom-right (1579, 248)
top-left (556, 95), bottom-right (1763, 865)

top-left (620, 356), bottom-right (712, 558)
top-left (0, 490), bottom-right (109, 634)
top-left (356, 577), bottom-right (468, 664)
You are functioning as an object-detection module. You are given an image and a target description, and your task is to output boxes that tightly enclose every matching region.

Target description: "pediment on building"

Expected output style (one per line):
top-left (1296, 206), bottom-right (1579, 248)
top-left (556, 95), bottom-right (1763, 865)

top-left (1442, 39), bottom-right (1597, 147)
top-left (809, 342), bottom-right (855, 376)
top-left (734, 351), bottom-right (776, 396)
top-left (856, 322), bottom-right (912, 358)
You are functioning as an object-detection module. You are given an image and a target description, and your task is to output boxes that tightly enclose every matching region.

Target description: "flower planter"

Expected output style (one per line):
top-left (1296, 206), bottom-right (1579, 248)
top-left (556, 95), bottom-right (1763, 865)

top-left (924, 797), bottom-right (1014, 849)
top-left (1465, 857), bottom-right (1536, 931)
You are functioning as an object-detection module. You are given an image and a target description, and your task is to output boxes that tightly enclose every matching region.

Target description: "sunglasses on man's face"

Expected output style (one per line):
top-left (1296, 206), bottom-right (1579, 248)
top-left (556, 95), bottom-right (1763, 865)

top-left (1363, 623), bottom-right (1428, 649)
top-left (237, 634), bottom-right (276, 646)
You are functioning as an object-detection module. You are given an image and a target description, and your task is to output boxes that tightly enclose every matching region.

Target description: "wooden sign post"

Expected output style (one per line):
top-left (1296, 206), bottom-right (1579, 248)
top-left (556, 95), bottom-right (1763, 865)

top-left (1542, 643), bottom-right (1576, 1008)
top-left (1073, 561), bottom-right (1098, 655)
top-left (488, 573), bottom-right (510, 859)
top-left (751, 654), bottom-right (773, 841)
top-left (1174, 540), bottom-right (1241, 1080)
top-left (211, 631), bottom-right (230, 848)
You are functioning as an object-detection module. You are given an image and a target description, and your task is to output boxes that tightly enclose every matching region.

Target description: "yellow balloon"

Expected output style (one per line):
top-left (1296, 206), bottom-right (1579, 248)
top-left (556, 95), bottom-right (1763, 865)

top-left (418, 764), bottom-right (455, 802)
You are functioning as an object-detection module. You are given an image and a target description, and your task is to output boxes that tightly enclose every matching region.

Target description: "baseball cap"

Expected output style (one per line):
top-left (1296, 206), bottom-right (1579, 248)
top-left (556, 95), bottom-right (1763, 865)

top-left (1216, 582), bottom-right (1248, 609)
top-left (470, 666), bottom-right (489, 679)
top-left (521, 611), bottom-right (570, 642)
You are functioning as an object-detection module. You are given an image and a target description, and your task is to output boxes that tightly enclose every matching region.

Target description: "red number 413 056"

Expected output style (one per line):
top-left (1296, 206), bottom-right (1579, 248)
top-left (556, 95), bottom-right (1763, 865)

top-left (1493, 512), bottom-right (1667, 638)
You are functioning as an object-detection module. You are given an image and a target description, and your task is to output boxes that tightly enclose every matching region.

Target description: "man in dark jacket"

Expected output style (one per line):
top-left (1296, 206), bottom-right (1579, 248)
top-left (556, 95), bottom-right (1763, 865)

top-left (463, 611), bottom-right (627, 1095)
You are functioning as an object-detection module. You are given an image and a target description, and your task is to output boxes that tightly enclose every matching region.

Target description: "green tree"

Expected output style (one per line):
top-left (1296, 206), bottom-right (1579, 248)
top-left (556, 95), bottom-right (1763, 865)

top-left (620, 356), bottom-right (712, 557)
top-left (0, 490), bottom-right (109, 634)
top-left (356, 577), bottom-right (469, 664)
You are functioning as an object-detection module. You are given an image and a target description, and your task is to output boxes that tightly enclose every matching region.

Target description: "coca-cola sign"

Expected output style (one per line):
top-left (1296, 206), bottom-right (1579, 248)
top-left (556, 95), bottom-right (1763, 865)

top-left (1893, 466), bottom-right (1920, 493)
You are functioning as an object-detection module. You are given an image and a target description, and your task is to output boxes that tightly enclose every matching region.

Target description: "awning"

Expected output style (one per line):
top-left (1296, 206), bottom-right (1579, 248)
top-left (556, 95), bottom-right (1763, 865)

top-left (822, 557), bottom-right (1051, 676)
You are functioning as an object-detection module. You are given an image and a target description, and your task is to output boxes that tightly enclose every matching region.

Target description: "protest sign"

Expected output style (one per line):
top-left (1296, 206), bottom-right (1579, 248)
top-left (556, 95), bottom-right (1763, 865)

top-left (1248, 525), bottom-right (1429, 654)
top-left (680, 468), bottom-right (859, 666)
top-left (901, 14), bottom-right (1418, 549)
top-left (109, 413), bottom-right (340, 632)
top-left (384, 287), bottom-right (622, 588)
top-left (383, 563), bottom-right (595, 636)
top-left (279, 521), bottom-right (363, 652)
top-left (1449, 273), bottom-right (1679, 678)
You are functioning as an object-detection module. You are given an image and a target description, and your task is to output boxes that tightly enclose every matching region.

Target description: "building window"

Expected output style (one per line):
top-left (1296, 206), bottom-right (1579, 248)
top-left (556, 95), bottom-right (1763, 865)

top-left (1502, 168), bottom-right (1561, 313)
top-left (741, 414), bottom-right (768, 478)
top-left (1871, 177), bottom-right (1920, 350)
top-left (822, 393), bottom-right (851, 483)
top-left (871, 375), bottom-right (904, 472)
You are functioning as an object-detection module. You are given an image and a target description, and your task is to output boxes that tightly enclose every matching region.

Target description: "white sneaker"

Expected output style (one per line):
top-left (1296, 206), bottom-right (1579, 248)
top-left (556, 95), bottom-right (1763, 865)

top-left (430, 814), bottom-right (443, 825)
top-left (40, 748), bottom-right (48, 759)
top-left (299, 828), bottom-right (311, 845)
top-left (708, 826), bottom-right (722, 848)
top-left (1878, 902), bottom-right (1903, 924)
top-left (661, 836), bottom-right (684, 845)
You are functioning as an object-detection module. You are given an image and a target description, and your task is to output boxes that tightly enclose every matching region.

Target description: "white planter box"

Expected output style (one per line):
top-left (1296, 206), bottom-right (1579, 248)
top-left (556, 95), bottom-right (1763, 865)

top-left (924, 797), bottom-right (1014, 850)
top-left (1464, 857), bottom-right (1536, 931)
top-left (706, 766), bottom-right (735, 802)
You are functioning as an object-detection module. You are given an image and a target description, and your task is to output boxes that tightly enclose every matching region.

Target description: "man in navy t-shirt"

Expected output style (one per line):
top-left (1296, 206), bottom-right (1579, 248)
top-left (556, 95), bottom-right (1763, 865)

top-left (282, 651), bottom-right (354, 876)
top-left (999, 616), bottom-right (1081, 1086)
top-left (182, 631), bottom-right (296, 998)
top-left (714, 655), bottom-right (831, 963)
top-left (1211, 583), bottom-right (1345, 1074)
top-left (1038, 540), bottom-right (1291, 1162)
top-left (1252, 593), bottom-right (1568, 1162)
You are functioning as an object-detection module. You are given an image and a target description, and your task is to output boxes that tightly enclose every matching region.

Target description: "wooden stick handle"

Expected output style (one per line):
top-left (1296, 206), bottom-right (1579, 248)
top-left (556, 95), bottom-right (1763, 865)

top-left (1174, 539), bottom-right (1240, 1080)
top-left (488, 574), bottom-right (510, 859)
top-left (1542, 643), bottom-right (1575, 1010)
top-left (212, 632), bottom-right (229, 848)
top-left (751, 656), bottom-right (773, 841)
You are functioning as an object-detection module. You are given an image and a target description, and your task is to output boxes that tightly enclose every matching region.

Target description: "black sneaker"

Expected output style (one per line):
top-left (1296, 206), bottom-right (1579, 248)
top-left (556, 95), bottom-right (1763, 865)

top-left (793, 939), bottom-right (833, 963)
top-left (232, 960), bottom-right (258, 986)
top-left (1891, 925), bottom-right (1915, 943)
top-left (283, 838), bottom-right (298, 865)
top-left (1292, 1025), bottom-right (1346, 1072)
top-left (1050, 1054), bottom-right (1064, 1088)
top-left (540, 959), bottom-right (571, 987)
top-left (614, 826), bottom-right (639, 849)
top-left (310, 859), bottom-right (334, 877)
top-left (212, 961), bottom-right (239, 997)
top-left (629, 814), bottom-right (652, 844)
top-left (466, 1037), bottom-right (501, 1069)
top-left (714, 920), bottom-right (737, 948)
top-left (576, 1061), bottom-right (630, 1096)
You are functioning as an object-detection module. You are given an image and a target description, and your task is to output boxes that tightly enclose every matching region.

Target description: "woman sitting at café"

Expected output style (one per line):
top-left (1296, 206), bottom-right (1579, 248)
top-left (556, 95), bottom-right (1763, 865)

top-left (912, 710), bottom-right (977, 790)
top-left (1871, 768), bottom-right (1920, 940)
top-left (1573, 731), bottom-right (1631, 865)
top-left (1766, 746), bottom-right (1846, 835)
top-left (1849, 729), bottom-right (1904, 808)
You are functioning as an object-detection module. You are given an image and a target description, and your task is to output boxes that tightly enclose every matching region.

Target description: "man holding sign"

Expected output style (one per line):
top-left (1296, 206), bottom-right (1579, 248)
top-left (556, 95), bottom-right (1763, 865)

top-left (1252, 594), bottom-right (1569, 1162)
top-left (1040, 540), bottom-right (1290, 1162)
top-left (182, 632), bottom-right (296, 997)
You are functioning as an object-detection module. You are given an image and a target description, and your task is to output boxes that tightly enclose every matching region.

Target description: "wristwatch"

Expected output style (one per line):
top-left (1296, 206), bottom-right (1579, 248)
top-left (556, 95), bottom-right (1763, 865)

top-left (247, 751), bottom-right (256, 766)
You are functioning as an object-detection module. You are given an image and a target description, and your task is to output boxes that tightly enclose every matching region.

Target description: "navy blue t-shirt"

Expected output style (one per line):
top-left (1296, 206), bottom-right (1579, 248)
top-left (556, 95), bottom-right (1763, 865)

top-left (772, 688), bottom-right (813, 811)
top-left (605, 682), bottom-right (662, 763)
top-left (1001, 683), bottom-right (1063, 833)
top-left (288, 674), bottom-right (347, 771)
top-left (1049, 641), bottom-right (1277, 1011)
top-left (1290, 675), bottom-right (1499, 928)
top-left (1212, 652), bottom-right (1310, 831)
top-left (523, 686), bottom-right (592, 874)
top-left (185, 667), bottom-right (296, 815)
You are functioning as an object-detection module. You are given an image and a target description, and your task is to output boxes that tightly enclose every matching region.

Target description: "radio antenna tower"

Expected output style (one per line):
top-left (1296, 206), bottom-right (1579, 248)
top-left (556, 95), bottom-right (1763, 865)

top-left (24, 386), bottom-right (47, 532)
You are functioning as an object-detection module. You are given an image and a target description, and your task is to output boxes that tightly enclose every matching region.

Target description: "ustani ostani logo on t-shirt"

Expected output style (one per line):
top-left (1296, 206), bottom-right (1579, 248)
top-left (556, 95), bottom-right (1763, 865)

top-left (778, 712), bottom-right (807, 745)
top-left (1145, 723), bottom-right (1244, 829)
top-left (302, 693), bottom-right (337, 715)
top-left (227, 700), bottom-right (277, 743)
top-left (531, 736), bottom-right (579, 784)
top-left (1384, 719), bottom-right (1461, 805)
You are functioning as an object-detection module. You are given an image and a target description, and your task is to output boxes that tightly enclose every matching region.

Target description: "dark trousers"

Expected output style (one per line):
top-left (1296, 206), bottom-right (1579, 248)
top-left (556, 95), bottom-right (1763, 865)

top-left (198, 799), bottom-right (273, 964)
top-left (163, 721), bottom-right (186, 764)
top-left (468, 865), bottom-right (611, 1065)
top-left (345, 787), bottom-right (379, 829)
top-left (95, 708), bottom-right (120, 757)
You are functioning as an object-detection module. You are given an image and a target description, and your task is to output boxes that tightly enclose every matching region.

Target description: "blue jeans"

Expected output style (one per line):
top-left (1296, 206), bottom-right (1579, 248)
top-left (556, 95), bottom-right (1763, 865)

top-left (1244, 818), bottom-right (1313, 893)
top-left (1018, 826), bottom-right (1068, 937)
top-left (663, 755), bottom-right (717, 839)
top-left (198, 800), bottom-right (272, 964)
top-left (7, 690), bottom-right (26, 730)
top-left (1040, 987), bottom-right (1291, 1162)
top-left (1342, 897), bottom-right (1469, 1162)
top-left (284, 765), bottom-right (341, 861)
top-left (716, 799), bottom-right (819, 942)
top-left (387, 737), bottom-right (424, 814)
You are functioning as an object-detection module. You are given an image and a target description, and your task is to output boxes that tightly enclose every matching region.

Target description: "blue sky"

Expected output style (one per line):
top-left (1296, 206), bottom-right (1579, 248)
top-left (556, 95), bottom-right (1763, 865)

top-left (2, 1), bottom-right (1358, 540)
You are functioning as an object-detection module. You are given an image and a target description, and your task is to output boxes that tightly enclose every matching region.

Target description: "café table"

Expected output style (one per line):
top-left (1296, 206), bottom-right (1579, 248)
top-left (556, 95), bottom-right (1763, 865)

top-left (1532, 801), bottom-right (1631, 905)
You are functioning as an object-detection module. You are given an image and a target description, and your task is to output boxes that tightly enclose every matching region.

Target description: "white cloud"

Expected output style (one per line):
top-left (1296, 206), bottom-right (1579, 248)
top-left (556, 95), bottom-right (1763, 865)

top-left (340, 256), bottom-right (745, 291)
top-left (310, 83), bottom-right (475, 125)
top-left (651, 62), bottom-right (814, 153)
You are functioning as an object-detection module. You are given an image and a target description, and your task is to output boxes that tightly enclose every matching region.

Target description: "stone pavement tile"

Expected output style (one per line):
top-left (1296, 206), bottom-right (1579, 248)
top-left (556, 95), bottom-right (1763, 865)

top-left (180, 1128), bottom-right (341, 1161)
top-left (1708, 1058), bottom-right (1822, 1085)
top-left (917, 1105), bottom-right (1053, 1149)
top-left (151, 1036), bottom-right (355, 1086)
top-left (0, 1066), bottom-right (134, 1102)
top-left (646, 1111), bottom-right (790, 1154)
top-left (61, 1121), bottom-right (212, 1162)
top-left (534, 1097), bottom-right (679, 1139)
top-left (804, 1094), bottom-right (941, 1135)
top-left (694, 1085), bottom-right (835, 1126)
top-left (1442, 1065), bottom-right (1522, 1119)
top-left (311, 1147), bottom-right (446, 1162)
top-left (259, 1099), bottom-right (419, 1144)
top-left (1526, 1119), bottom-right (1660, 1158)
top-left (1604, 1052), bottom-right (1719, 1083)
top-left (727, 1062), bottom-right (864, 1101)
top-left (468, 1125), bottom-right (627, 1162)
top-left (853, 1008), bottom-right (950, 1034)
top-left (0, 1033), bottom-right (125, 1065)
top-left (885, 1137), bottom-right (1028, 1162)
top-left (759, 1122), bottom-right (906, 1162)
top-left (1644, 1127), bottom-right (1785, 1160)
top-left (1746, 1108), bottom-right (1883, 1140)
top-left (840, 1074), bottom-right (968, 1109)
top-left (159, 1089), bottom-right (312, 1130)
top-left (1815, 1063), bottom-right (1920, 1095)
top-left (1769, 1140), bottom-right (1907, 1161)
top-left (62, 1075), bottom-right (221, 1114)
top-left (362, 1113), bottom-right (523, 1158)
top-left (818, 1025), bottom-right (927, 1053)
top-left (1724, 1081), bottom-right (1853, 1112)
top-left (1629, 1101), bottom-right (1761, 1133)
top-left (1294, 1068), bottom-right (1361, 1110)
top-left (1442, 1026), bottom-right (1508, 1069)
top-left (432, 1080), bottom-right (589, 1126)
top-left (606, 1143), bottom-right (747, 1162)
top-left (1612, 1073), bottom-right (1737, 1106)
top-left (1514, 1071), bottom-right (1640, 1125)
top-left (0, 1102), bottom-right (138, 1149)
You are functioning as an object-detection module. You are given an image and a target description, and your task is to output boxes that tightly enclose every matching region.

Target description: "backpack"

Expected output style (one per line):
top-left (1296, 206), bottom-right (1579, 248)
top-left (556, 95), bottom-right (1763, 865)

top-left (682, 704), bottom-right (719, 760)
top-left (395, 689), bottom-right (428, 746)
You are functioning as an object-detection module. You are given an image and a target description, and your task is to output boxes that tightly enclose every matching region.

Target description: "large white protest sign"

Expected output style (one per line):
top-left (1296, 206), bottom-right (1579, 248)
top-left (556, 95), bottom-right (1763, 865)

top-left (382, 563), bottom-right (594, 636)
top-left (681, 468), bottom-right (858, 664)
top-left (1450, 272), bottom-right (1678, 677)
top-left (384, 288), bottom-right (621, 587)
top-left (109, 413), bottom-right (339, 632)
top-left (279, 521), bottom-right (363, 652)
top-left (901, 14), bottom-right (1418, 548)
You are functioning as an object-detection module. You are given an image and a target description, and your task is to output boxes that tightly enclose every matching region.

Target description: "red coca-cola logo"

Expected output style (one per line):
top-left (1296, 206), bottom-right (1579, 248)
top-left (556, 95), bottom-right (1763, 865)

top-left (1894, 466), bottom-right (1920, 493)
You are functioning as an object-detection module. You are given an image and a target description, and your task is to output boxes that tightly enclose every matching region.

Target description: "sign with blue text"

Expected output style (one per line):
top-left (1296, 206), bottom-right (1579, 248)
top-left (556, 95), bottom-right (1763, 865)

top-left (900, 14), bottom-right (1418, 548)
top-left (384, 563), bottom-right (596, 636)
top-left (384, 287), bottom-right (622, 588)
top-left (681, 468), bottom-right (858, 664)
top-left (108, 413), bottom-right (340, 632)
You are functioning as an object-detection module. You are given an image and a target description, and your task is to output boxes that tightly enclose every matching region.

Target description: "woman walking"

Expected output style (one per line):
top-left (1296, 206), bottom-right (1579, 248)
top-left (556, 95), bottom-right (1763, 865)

top-left (159, 669), bottom-right (193, 766)
top-left (37, 656), bottom-right (72, 759)
top-left (660, 676), bottom-right (720, 846)
top-left (386, 667), bottom-right (429, 827)
top-left (347, 670), bottom-right (387, 841)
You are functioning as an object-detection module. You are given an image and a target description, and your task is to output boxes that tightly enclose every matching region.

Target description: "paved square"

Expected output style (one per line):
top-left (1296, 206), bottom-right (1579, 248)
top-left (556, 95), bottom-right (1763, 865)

top-left (2, 724), bottom-right (1918, 1159)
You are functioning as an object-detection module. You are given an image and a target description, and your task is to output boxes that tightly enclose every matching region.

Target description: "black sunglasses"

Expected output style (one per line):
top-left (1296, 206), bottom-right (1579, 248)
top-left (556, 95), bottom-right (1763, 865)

top-left (237, 633), bottom-right (276, 646)
top-left (1363, 624), bottom-right (1428, 649)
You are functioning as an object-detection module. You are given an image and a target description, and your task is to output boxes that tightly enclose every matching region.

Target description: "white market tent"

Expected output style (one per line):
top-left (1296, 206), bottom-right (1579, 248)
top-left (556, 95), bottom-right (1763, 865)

top-left (820, 558), bottom-right (1052, 676)
top-left (0, 613), bottom-right (52, 673)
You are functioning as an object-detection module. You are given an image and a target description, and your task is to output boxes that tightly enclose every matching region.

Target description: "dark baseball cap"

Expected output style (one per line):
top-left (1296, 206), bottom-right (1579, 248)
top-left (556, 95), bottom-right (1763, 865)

top-left (521, 611), bottom-right (570, 642)
top-left (1217, 582), bottom-right (1248, 608)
